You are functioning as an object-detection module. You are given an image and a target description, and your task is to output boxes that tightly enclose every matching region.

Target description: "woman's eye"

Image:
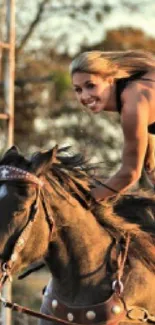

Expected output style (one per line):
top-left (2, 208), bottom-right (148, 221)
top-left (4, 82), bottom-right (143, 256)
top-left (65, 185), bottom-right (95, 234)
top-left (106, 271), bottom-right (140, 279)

top-left (75, 88), bottom-right (81, 93)
top-left (14, 209), bottom-right (26, 216)
top-left (87, 83), bottom-right (95, 89)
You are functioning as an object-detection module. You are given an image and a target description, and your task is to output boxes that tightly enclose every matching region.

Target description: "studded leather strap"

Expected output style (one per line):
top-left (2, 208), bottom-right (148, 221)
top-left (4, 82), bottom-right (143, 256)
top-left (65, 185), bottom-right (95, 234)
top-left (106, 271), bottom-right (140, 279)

top-left (48, 293), bottom-right (126, 324)
top-left (0, 166), bottom-right (43, 187)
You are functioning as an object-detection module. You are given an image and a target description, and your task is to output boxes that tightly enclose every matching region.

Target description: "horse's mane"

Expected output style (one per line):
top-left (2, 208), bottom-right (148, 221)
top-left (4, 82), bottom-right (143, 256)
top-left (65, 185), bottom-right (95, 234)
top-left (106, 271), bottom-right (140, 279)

top-left (44, 147), bottom-right (155, 272)
top-left (44, 147), bottom-right (94, 207)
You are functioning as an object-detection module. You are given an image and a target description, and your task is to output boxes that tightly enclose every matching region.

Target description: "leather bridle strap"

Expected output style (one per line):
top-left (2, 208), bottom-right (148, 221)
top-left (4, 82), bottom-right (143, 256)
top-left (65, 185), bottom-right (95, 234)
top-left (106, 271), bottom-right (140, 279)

top-left (0, 298), bottom-right (97, 325)
top-left (1, 187), bottom-right (41, 278)
top-left (0, 165), bottom-right (43, 186)
top-left (0, 165), bottom-right (43, 287)
top-left (117, 234), bottom-right (130, 282)
top-left (1, 294), bottom-right (155, 325)
top-left (0, 294), bottom-right (126, 325)
top-left (112, 234), bottom-right (130, 295)
top-left (93, 177), bottom-right (118, 194)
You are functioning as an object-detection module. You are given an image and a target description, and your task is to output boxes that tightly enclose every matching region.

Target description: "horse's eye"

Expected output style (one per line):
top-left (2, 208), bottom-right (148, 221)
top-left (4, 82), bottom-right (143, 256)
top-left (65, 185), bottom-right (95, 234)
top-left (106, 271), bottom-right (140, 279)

top-left (14, 209), bottom-right (26, 216)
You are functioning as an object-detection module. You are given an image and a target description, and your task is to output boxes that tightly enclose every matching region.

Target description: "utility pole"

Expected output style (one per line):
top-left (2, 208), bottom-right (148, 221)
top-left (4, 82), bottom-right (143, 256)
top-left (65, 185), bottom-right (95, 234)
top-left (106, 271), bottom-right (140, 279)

top-left (0, 0), bottom-right (15, 324)
top-left (0, 0), bottom-right (15, 147)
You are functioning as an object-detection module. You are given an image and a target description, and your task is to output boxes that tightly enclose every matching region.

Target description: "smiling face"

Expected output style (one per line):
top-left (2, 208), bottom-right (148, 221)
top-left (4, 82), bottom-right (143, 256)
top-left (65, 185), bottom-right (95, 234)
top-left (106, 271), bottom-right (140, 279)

top-left (72, 72), bottom-right (116, 113)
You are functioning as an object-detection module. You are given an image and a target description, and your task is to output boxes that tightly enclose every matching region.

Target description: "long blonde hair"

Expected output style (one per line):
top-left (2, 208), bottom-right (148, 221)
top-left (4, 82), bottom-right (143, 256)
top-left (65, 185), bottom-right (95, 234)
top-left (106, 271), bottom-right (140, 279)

top-left (69, 50), bottom-right (155, 79)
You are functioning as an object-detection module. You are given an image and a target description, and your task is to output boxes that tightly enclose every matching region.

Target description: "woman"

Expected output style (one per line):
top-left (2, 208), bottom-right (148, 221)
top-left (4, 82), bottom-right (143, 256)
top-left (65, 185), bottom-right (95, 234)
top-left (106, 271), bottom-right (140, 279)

top-left (69, 50), bottom-right (155, 201)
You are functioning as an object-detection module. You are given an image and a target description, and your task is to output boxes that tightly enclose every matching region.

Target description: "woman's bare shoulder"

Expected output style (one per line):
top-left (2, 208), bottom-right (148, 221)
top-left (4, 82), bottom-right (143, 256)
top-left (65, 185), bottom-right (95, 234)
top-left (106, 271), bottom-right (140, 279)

top-left (121, 72), bottom-right (155, 106)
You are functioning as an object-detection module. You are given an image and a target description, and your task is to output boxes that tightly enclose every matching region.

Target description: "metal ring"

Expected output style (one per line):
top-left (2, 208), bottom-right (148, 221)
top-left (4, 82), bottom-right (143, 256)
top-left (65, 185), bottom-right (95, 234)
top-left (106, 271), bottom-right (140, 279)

top-left (112, 280), bottom-right (124, 294)
top-left (127, 307), bottom-right (149, 322)
top-left (1, 263), bottom-right (8, 272)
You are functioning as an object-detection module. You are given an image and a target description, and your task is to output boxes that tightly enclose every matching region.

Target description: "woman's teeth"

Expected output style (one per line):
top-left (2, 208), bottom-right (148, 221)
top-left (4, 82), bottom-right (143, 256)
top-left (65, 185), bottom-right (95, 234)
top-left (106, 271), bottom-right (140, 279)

top-left (86, 100), bottom-right (96, 108)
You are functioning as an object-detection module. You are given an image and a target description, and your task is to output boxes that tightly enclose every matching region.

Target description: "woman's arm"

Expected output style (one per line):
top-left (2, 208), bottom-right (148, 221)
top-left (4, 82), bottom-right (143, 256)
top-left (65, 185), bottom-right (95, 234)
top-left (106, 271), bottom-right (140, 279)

top-left (144, 133), bottom-right (155, 172)
top-left (91, 87), bottom-right (149, 201)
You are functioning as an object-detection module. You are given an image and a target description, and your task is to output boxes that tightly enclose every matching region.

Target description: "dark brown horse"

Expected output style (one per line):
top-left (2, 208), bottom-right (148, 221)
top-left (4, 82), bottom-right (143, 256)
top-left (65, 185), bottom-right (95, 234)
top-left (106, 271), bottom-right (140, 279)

top-left (0, 145), bottom-right (155, 325)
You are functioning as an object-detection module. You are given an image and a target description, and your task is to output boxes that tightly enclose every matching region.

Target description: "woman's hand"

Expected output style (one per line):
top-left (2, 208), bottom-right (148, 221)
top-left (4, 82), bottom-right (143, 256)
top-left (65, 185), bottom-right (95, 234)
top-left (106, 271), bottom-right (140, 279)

top-left (91, 186), bottom-right (106, 201)
top-left (144, 136), bottom-right (155, 185)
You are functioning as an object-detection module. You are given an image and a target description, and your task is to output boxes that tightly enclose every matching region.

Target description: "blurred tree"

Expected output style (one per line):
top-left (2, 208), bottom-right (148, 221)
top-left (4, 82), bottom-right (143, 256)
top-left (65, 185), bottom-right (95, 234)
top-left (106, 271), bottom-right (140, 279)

top-left (101, 27), bottom-right (155, 52)
top-left (14, 0), bottom-right (155, 56)
top-left (79, 27), bottom-right (155, 53)
top-left (1, 25), bottom-right (155, 174)
top-left (0, 0), bottom-right (155, 175)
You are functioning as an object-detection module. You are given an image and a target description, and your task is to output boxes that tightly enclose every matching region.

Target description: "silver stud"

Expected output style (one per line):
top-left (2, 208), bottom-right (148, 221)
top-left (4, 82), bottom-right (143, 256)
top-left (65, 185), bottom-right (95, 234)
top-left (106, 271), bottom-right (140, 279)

top-left (86, 311), bottom-right (96, 320)
top-left (17, 238), bottom-right (25, 246)
top-left (11, 252), bottom-right (18, 262)
top-left (111, 305), bottom-right (121, 314)
top-left (52, 299), bottom-right (58, 309)
top-left (67, 313), bottom-right (74, 322)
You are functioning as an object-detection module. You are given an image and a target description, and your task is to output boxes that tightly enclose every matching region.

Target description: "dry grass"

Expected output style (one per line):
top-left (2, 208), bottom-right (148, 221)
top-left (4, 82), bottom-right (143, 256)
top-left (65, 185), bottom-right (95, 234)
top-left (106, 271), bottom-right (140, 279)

top-left (11, 269), bottom-right (51, 325)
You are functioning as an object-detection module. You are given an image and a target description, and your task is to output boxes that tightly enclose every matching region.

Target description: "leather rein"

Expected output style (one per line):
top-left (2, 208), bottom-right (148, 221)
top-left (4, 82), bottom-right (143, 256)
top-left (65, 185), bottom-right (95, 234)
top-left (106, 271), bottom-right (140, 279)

top-left (0, 165), bottom-right (154, 324)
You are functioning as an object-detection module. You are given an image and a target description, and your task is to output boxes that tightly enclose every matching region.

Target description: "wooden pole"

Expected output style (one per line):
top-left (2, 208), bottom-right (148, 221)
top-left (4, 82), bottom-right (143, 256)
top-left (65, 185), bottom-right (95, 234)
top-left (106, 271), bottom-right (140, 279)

top-left (4, 0), bottom-right (15, 147)
top-left (1, 0), bottom-right (15, 324)
top-left (1, 282), bottom-right (12, 325)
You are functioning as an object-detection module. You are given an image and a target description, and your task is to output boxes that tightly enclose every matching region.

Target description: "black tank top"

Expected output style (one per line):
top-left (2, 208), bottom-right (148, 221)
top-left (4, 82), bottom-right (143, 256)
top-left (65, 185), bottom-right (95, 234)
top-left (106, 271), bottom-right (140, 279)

top-left (116, 71), bottom-right (155, 134)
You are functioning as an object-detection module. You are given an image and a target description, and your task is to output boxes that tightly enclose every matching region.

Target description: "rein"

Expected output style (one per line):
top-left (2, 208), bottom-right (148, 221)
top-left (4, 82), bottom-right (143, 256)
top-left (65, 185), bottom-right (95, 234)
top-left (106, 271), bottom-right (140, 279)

top-left (0, 165), bottom-right (154, 324)
top-left (93, 177), bottom-right (118, 194)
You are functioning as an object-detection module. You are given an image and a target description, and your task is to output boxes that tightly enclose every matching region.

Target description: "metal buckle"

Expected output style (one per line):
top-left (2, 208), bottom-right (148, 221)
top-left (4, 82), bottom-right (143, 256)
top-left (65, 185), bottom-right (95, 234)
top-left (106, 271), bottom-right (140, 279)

top-left (127, 307), bottom-right (149, 322)
top-left (112, 280), bottom-right (124, 294)
top-left (1, 263), bottom-right (12, 282)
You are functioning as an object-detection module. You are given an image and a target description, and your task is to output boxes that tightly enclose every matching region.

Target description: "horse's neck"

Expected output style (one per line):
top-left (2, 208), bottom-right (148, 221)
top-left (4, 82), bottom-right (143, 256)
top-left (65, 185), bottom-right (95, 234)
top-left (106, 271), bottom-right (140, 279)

top-left (46, 193), bottom-right (112, 303)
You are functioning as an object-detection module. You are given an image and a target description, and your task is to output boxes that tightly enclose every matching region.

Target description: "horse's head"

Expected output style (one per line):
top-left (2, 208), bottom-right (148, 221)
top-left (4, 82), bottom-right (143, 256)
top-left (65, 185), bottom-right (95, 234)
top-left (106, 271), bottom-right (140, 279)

top-left (0, 145), bottom-right (58, 282)
top-left (0, 145), bottom-right (113, 302)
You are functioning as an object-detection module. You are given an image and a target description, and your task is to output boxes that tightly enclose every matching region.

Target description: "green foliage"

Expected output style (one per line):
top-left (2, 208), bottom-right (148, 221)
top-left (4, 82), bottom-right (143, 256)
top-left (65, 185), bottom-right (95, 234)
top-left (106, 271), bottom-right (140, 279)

top-left (53, 70), bottom-right (71, 100)
top-left (82, 2), bottom-right (91, 11)
top-left (103, 4), bottom-right (112, 13)
top-left (95, 12), bottom-right (104, 22)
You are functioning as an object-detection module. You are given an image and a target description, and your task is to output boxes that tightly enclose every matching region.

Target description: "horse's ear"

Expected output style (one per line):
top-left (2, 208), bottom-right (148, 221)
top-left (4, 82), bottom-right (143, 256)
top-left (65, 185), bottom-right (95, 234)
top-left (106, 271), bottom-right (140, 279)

top-left (31, 145), bottom-right (58, 175)
top-left (2, 145), bottom-right (20, 158)
top-left (8, 145), bottom-right (20, 153)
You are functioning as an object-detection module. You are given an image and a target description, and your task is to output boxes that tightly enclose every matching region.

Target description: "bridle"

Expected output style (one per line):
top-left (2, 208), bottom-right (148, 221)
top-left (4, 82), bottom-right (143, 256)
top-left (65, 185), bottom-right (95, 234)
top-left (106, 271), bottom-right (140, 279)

top-left (0, 165), bottom-right (154, 325)
top-left (0, 165), bottom-right (53, 288)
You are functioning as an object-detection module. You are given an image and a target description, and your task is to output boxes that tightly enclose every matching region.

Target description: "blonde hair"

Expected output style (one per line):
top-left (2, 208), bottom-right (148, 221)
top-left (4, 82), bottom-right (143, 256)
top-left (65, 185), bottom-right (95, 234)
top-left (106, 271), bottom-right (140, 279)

top-left (69, 50), bottom-right (155, 79)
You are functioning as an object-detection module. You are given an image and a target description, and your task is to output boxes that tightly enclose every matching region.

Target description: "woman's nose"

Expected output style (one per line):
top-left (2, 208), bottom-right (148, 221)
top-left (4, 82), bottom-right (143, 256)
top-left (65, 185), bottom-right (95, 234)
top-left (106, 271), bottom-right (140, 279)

top-left (80, 89), bottom-right (90, 101)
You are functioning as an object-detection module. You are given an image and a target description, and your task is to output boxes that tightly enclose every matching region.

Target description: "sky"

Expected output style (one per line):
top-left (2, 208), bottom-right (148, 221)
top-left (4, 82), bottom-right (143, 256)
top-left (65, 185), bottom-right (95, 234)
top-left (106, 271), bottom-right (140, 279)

top-left (15, 0), bottom-right (155, 56)
top-left (104, 2), bottom-right (155, 38)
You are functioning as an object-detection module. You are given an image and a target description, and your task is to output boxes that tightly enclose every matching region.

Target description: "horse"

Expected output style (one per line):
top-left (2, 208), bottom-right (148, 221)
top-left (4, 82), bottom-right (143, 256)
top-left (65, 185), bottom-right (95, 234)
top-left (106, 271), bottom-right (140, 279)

top-left (0, 145), bottom-right (154, 325)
